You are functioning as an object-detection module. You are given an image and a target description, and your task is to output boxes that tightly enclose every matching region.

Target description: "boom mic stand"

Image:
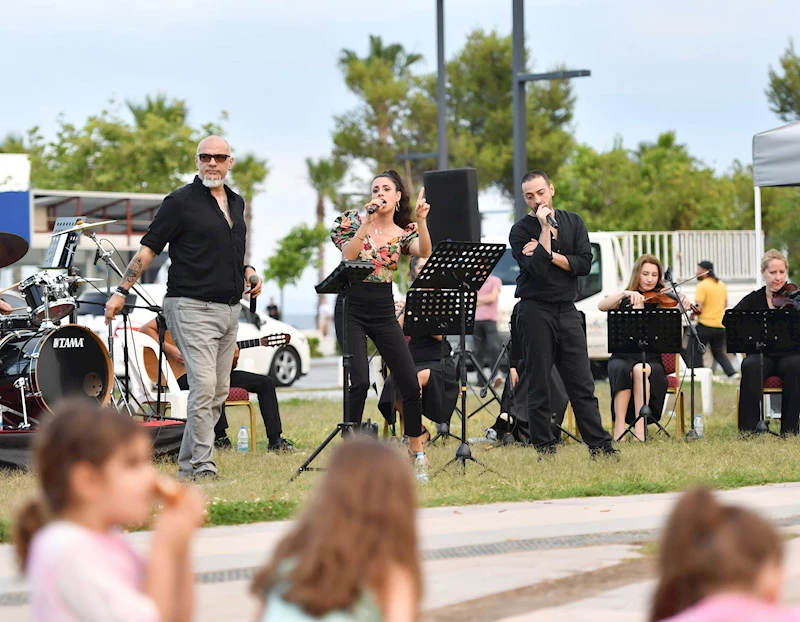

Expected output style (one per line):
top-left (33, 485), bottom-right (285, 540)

top-left (664, 267), bottom-right (705, 440)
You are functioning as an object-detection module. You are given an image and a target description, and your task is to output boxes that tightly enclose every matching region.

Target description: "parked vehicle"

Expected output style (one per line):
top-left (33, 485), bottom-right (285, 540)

top-left (486, 230), bottom-right (760, 366)
top-left (75, 284), bottom-right (310, 387)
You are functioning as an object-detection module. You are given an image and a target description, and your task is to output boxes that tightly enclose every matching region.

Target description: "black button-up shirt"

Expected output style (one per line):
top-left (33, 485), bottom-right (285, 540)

top-left (141, 176), bottom-right (247, 303)
top-left (509, 209), bottom-right (593, 303)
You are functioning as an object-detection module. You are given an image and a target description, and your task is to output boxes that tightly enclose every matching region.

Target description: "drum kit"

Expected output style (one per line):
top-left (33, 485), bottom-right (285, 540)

top-left (0, 221), bottom-right (116, 430)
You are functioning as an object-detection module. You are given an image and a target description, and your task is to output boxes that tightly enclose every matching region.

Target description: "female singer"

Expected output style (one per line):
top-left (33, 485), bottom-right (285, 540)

top-left (734, 249), bottom-right (800, 435)
top-left (331, 170), bottom-right (432, 480)
top-left (598, 254), bottom-right (686, 442)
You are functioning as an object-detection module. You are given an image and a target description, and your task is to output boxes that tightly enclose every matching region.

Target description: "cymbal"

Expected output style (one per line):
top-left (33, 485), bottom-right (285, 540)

top-left (50, 220), bottom-right (117, 237)
top-left (0, 233), bottom-right (29, 269)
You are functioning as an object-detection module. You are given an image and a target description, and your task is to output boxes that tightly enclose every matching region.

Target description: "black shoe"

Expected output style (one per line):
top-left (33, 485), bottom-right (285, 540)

top-left (589, 444), bottom-right (621, 461)
top-left (268, 438), bottom-right (296, 453)
top-left (193, 470), bottom-right (220, 481)
top-left (214, 436), bottom-right (233, 450)
top-left (536, 443), bottom-right (558, 461)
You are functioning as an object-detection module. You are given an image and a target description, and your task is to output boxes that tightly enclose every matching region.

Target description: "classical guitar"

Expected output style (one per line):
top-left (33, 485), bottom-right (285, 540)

top-left (143, 331), bottom-right (291, 383)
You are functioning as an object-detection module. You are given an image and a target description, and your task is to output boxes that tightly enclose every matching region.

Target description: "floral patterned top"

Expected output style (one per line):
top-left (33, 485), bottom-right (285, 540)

top-left (331, 210), bottom-right (419, 283)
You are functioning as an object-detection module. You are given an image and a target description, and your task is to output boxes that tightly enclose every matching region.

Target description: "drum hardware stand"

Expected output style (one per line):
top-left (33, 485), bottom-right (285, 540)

top-left (13, 378), bottom-right (31, 429)
top-left (291, 261), bottom-right (374, 482)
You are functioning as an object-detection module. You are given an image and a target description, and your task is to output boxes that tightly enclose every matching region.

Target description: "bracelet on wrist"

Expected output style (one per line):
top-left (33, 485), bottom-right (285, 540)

top-left (243, 264), bottom-right (256, 274)
top-left (116, 286), bottom-right (130, 297)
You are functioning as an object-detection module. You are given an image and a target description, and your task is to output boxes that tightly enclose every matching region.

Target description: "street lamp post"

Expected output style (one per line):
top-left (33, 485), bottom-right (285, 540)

top-left (512, 0), bottom-right (591, 221)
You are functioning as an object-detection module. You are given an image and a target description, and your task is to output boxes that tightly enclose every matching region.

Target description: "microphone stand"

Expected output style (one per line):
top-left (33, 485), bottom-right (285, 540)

top-left (84, 231), bottom-right (166, 416)
top-left (664, 267), bottom-right (705, 440)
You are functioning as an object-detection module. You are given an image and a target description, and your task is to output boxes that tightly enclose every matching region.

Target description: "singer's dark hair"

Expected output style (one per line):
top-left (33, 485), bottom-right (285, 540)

top-left (371, 170), bottom-right (412, 228)
top-left (521, 170), bottom-right (551, 186)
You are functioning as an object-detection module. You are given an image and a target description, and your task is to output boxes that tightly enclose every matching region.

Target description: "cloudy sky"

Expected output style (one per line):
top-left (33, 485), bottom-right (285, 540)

top-left (2, 0), bottom-right (796, 318)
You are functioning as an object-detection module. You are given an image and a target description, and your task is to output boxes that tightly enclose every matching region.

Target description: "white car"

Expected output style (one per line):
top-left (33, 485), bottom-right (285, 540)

top-left (75, 288), bottom-right (310, 387)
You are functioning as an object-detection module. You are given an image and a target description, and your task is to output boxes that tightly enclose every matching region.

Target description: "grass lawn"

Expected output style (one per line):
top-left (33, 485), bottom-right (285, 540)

top-left (2, 379), bottom-right (800, 537)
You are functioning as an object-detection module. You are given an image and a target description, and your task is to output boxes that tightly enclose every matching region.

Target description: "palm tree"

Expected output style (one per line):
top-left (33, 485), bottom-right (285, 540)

top-left (231, 154), bottom-right (270, 266)
top-left (126, 94), bottom-right (187, 128)
top-left (339, 35), bottom-right (423, 148)
top-left (307, 156), bottom-right (348, 320)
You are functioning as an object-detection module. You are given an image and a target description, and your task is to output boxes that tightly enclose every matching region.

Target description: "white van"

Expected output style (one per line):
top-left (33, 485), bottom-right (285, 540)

top-left (486, 230), bottom-right (760, 370)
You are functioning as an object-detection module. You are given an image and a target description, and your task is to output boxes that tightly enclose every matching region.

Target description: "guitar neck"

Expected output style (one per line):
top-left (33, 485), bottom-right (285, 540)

top-left (237, 338), bottom-right (262, 350)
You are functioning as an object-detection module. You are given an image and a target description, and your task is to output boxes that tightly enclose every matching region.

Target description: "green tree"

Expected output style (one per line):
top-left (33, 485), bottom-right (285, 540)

top-left (2, 96), bottom-right (224, 193)
top-left (334, 35), bottom-right (424, 171)
top-left (231, 153), bottom-right (270, 265)
top-left (766, 38), bottom-right (800, 122)
top-left (263, 223), bottom-right (329, 314)
top-left (306, 156), bottom-right (348, 319)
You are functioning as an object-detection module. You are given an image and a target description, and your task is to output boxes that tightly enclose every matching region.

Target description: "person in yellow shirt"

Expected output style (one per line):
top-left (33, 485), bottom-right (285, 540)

top-left (693, 260), bottom-right (737, 378)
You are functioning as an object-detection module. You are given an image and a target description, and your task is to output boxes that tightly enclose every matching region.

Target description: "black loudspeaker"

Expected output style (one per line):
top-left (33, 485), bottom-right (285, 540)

top-left (422, 168), bottom-right (480, 246)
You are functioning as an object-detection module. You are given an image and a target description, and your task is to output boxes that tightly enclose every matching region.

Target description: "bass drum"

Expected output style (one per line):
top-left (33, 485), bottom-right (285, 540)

top-left (0, 325), bottom-right (113, 427)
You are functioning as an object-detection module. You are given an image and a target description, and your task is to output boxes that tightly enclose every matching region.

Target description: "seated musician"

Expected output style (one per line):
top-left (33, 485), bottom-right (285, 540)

top-left (378, 257), bottom-right (458, 438)
top-left (496, 301), bottom-right (569, 443)
top-left (139, 318), bottom-right (294, 452)
top-left (598, 254), bottom-right (688, 442)
top-left (734, 249), bottom-right (800, 435)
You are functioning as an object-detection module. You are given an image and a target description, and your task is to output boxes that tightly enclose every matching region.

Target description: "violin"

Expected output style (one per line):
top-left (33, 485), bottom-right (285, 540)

top-left (640, 289), bottom-right (701, 314)
top-left (772, 283), bottom-right (800, 310)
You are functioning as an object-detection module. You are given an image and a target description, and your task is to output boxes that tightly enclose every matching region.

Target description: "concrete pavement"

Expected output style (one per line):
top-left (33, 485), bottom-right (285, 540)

top-left (3, 483), bottom-right (800, 621)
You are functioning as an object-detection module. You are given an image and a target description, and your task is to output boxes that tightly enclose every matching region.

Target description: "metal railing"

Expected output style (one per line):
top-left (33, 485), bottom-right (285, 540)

top-left (615, 230), bottom-right (761, 282)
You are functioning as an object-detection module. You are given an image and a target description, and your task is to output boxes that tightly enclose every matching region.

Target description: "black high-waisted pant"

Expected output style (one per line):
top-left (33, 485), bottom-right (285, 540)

top-left (335, 282), bottom-right (423, 437)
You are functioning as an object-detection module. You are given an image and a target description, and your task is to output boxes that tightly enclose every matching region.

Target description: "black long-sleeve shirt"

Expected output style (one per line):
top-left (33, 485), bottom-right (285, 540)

top-left (141, 176), bottom-right (247, 303)
top-left (509, 210), bottom-right (592, 302)
top-left (734, 287), bottom-right (769, 310)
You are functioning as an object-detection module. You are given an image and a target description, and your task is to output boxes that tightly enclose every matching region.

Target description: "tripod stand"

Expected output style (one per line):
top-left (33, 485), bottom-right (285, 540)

top-left (406, 241), bottom-right (505, 475)
top-left (608, 309), bottom-right (682, 442)
top-left (723, 309), bottom-right (799, 436)
top-left (291, 261), bottom-right (374, 481)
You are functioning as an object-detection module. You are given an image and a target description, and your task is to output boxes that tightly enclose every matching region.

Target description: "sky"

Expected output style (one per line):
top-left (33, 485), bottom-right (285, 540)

top-left (2, 0), bottom-right (797, 317)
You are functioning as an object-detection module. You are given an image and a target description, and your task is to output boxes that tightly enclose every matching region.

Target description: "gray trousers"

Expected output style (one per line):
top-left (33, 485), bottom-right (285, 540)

top-left (163, 297), bottom-right (239, 476)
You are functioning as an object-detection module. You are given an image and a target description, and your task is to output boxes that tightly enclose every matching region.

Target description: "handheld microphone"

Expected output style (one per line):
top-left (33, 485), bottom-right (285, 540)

top-left (249, 275), bottom-right (258, 314)
top-left (367, 200), bottom-right (387, 215)
top-left (536, 204), bottom-right (558, 229)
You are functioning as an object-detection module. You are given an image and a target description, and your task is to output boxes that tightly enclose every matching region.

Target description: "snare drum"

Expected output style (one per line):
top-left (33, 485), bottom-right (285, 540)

top-left (19, 272), bottom-right (76, 323)
top-left (0, 315), bottom-right (36, 333)
top-left (0, 325), bottom-right (113, 427)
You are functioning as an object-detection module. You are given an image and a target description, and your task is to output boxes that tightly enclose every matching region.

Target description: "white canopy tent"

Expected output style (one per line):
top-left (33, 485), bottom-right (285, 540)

top-left (752, 120), bottom-right (800, 285)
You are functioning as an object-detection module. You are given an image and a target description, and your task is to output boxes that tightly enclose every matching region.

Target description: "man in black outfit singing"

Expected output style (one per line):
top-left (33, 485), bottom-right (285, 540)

top-left (509, 170), bottom-right (616, 457)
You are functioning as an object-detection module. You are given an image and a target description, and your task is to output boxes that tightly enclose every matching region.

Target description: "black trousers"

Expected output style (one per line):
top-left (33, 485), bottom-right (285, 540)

top-left (517, 299), bottom-right (612, 449)
top-left (692, 324), bottom-right (735, 376)
top-left (738, 353), bottom-right (800, 434)
top-left (178, 371), bottom-right (283, 442)
top-left (335, 283), bottom-right (423, 438)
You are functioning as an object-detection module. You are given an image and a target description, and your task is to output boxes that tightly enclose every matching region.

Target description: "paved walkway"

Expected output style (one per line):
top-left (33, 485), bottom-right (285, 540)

top-left (3, 483), bottom-right (800, 621)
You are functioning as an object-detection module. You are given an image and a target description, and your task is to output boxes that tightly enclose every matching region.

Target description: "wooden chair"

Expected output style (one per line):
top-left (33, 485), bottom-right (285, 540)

top-left (226, 386), bottom-right (258, 451)
top-left (662, 353), bottom-right (686, 436)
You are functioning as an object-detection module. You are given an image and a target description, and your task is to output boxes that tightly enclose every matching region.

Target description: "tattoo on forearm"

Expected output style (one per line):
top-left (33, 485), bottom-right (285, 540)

top-left (122, 257), bottom-right (143, 287)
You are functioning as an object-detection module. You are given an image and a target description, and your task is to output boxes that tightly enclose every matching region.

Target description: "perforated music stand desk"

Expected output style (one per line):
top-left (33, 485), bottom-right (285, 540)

top-left (608, 309), bottom-right (682, 441)
top-left (291, 260), bottom-right (374, 481)
top-left (409, 241), bottom-right (505, 475)
top-left (723, 309), bottom-right (800, 435)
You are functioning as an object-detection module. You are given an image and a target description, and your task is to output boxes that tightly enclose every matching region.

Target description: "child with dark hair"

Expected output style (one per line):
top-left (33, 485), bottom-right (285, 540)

top-left (252, 439), bottom-right (422, 621)
top-left (14, 400), bottom-right (206, 622)
top-left (650, 487), bottom-right (800, 621)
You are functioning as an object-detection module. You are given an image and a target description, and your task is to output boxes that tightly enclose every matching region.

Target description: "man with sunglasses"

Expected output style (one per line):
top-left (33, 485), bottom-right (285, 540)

top-left (105, 135), bottom-right (263, 480)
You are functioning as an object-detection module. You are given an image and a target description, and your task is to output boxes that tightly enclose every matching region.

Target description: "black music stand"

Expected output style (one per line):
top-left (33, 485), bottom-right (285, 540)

top-left (723, 309), bottom-right (800, 436)
top-left (408, 241), bottom-right (505, 475)
top-left (291, 260), bottom-right (374, 481)
top-left (608, 309), bottom-right (682, 442)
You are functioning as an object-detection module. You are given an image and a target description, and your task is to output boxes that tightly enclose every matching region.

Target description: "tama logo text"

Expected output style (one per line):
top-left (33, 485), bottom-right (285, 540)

top-left (53, 337), bottom-right (85, 348)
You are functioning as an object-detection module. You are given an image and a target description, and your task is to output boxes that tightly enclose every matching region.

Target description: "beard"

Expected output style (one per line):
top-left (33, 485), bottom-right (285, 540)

top-left (201, 174), bottom-right (225, 188)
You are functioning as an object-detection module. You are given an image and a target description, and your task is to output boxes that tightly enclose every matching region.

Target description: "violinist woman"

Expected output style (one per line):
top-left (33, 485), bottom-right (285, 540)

top-left (734, 249), bottom-right (800, 435)
top-left (598, 255), bottom-right (688, 441)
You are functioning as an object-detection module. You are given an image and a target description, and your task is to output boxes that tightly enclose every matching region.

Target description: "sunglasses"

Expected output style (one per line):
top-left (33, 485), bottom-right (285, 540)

top-left (197, 153), bottom-right (231, 163)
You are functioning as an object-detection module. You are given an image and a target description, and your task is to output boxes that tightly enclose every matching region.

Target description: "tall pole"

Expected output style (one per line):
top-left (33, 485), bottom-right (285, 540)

top-left (512, 0), bottom-right (527, 221)
top-left (436, 0), bottom-right (447, 170)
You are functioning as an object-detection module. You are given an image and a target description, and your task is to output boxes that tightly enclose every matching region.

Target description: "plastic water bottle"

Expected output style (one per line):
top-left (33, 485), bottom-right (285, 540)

top-left (237, 426), bottom-right (249, 452)
top-left (694, 415), bottom-right (704, 439)
top-left (414, 452), bottom-right (429, 484)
